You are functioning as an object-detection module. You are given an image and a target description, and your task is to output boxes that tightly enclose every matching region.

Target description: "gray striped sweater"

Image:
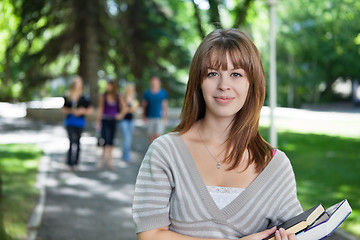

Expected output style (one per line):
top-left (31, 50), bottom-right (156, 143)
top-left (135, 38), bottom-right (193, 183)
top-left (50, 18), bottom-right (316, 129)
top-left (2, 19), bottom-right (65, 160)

top-left (132, 133), bottom-right (303, 239)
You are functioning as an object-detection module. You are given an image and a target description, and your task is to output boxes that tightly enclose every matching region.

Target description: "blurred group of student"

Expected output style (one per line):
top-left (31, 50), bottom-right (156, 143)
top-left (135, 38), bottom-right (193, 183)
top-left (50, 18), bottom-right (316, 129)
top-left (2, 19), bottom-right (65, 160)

top-left (61, 75), bottom-right (168, 171)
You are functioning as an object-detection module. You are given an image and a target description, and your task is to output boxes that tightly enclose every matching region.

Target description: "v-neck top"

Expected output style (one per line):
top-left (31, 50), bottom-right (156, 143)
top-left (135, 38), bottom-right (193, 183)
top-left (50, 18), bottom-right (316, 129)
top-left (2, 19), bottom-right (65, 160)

top-left (132, 133), bottom-right (303, 238)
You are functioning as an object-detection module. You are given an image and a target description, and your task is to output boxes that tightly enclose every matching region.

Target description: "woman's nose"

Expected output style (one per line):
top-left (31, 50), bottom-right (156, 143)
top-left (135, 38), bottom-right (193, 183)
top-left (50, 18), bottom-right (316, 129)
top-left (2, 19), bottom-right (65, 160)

top-left (217, 77), bottom-right (230, 91)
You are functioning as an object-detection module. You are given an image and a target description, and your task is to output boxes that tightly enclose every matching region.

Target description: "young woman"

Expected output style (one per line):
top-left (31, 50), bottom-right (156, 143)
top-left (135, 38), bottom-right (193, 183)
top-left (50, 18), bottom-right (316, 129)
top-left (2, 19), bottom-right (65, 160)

top-left (61, 76), bottom-right (93, 171)
top-left (96, 80), bottom-right (127, 170)
top-left (132, 29), bottom-right (303, 240)
top-left (120, 83), bottom-right (139, 162)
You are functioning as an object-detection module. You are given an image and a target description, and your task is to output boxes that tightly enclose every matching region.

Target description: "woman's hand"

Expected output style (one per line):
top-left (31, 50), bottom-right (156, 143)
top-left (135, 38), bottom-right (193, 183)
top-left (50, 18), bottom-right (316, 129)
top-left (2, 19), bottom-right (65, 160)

top-left (240, 227), bottom-right (276, 240)
top-left (73, 107), bottom-right (86, 116)
top-left (275, 228), bottom-right (296, 240)
top-left (96, 121), bottom-right (101, 131)
top-left (115, 113), bottom-right (125, 120)
top-left (240, 227), bottom-right (297, 240)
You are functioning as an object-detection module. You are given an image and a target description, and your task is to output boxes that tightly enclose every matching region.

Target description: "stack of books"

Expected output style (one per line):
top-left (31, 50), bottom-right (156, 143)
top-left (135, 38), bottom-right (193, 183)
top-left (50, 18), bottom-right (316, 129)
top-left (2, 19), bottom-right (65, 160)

top-left (264, 199), bottom-right (352, 240)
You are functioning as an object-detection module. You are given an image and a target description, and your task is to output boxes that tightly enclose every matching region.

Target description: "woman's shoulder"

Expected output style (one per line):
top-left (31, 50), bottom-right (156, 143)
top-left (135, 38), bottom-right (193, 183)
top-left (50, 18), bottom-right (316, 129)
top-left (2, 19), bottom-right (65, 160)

top-left (151, 132), bottom-right (180, 146)
top-left (269, 149), bottom-right (296, 173)
top-left (144, 133), bottom-right (182, 166)
top-left (265, 149), bottom-right (292, 169)
top-left (79, 95), bottom-right (92, 105)
top-left (272, 149), bottom-right (290, 161)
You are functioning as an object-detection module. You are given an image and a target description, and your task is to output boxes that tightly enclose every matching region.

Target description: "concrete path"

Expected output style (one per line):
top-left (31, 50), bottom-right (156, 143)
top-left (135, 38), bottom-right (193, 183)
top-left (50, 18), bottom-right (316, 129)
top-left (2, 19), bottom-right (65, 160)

top-left (0, 115), bottom-right (146, 240)
top-left (36, 144), bottom-right (142, 240)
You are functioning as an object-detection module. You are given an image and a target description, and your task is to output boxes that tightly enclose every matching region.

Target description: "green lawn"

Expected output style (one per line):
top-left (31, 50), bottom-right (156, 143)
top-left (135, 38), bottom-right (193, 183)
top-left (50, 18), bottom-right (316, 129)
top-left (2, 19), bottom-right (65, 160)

top-left (0, 144), bottom-right (43, 240)
top-left (260, 128), bottom-right (360, 237)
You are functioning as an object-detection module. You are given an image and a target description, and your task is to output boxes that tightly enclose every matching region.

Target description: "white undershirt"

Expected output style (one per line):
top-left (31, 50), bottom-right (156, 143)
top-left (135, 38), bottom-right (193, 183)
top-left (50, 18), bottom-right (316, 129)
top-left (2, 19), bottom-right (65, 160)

top-left (207, 186), bottom-right (245, 209)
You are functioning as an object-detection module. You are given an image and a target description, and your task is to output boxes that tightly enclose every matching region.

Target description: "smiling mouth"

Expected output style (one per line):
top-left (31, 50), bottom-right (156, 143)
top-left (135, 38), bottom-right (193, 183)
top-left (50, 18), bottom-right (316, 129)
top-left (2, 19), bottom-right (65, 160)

top-left (215, 96), bottom-right (234, 100)
top-left (214, 96), bottom-right (235, 104)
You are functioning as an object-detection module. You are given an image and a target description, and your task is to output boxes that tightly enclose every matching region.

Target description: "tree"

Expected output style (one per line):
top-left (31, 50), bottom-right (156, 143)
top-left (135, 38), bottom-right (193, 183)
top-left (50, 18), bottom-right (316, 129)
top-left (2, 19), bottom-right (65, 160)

top-left (191, 0), bottom-right (256, 31)
top-left (4, 0), bottom-right (107, 104)
top-left (3, 0), bottom-right (194, 105)
top-left (277, 0), bottom-right (360, 106)
top-left (112, 0), bottom-right (191, 100)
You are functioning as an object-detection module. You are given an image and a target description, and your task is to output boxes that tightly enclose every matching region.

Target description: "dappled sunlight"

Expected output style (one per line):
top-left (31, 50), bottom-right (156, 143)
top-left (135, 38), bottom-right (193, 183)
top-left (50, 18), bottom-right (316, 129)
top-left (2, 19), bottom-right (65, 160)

top-left (105, 185), bottom-right (135, 202)
top-left (74, 207), bottom-right (96, 217)
top-left (45, 205), bottom-right (64, 214)
top-left (98, 171), bottom-right (120, 182)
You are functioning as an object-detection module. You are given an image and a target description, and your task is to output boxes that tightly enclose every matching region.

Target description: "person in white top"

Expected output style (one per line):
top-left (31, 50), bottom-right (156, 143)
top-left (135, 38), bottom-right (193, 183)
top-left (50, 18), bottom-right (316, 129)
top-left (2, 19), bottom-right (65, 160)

top-left (133, 29), bottom-right (301, 240)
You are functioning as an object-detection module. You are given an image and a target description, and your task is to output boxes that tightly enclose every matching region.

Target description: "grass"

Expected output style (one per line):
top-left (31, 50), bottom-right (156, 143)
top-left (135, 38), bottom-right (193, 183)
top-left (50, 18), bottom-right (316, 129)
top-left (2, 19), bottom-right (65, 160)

top-left (0, 144), bottom-right (43, 240)
top-left (260, 128), bottom-right (360, 237)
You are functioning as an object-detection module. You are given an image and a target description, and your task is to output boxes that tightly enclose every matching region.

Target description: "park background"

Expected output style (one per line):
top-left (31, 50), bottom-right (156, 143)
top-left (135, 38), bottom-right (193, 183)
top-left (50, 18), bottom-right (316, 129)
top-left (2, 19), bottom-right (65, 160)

top-left (1, 0), bottom-right (360, 239)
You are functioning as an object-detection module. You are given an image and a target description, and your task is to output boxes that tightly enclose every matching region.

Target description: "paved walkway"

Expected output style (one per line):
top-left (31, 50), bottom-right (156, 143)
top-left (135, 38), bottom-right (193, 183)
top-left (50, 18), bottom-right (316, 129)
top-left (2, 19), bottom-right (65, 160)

top-left (1, 103), bottom-right (360, 240)
top-left (36, 143), bottom-right (143, 240)
top-left (0, 116), bottom-right (146, 240)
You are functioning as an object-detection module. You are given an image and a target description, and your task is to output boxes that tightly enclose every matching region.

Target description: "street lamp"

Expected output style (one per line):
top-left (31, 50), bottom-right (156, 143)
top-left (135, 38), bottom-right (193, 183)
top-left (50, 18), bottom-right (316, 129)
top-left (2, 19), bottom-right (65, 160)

top-left (268, 0), bottom-right (278, 147)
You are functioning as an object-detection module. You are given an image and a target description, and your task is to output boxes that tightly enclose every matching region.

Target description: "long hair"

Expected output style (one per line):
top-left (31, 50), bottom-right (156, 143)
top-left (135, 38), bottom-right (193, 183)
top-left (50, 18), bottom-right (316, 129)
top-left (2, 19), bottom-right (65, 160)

top-left (68, 76), bottom-right (83, 100)
top-left (106, 80), bottom-right (118, 99)
top-left (124, 83), bottom-right (136, 99)
top-left (174, 28), bottom-right (273, 172)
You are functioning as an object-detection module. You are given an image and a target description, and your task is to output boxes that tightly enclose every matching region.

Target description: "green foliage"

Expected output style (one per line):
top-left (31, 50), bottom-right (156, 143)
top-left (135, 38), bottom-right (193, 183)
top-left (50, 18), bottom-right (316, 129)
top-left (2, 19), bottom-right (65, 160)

top-left (277, 0), bottom-right (360, 107)
top-left (1, 0), bottom-right (257, 105)
top-left (0, 144), bottom-right (43, 240)
top-left (3, 0), bottom-right (359, 106)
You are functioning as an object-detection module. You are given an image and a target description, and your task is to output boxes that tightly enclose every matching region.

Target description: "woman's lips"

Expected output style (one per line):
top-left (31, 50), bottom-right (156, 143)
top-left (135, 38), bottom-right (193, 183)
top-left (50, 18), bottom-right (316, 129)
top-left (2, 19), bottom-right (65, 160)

top-left (214, 96), bottom-right (234, 104)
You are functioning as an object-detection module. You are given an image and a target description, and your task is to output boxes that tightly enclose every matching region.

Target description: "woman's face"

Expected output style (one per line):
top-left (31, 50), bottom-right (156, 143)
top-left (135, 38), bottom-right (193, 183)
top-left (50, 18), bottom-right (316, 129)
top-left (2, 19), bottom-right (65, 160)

top-left (106, 82), bottom-right (114, 92)
top-left (73, 79), bottom-right (83, 91)
top-left (201, 54), bottom-right (250, 121)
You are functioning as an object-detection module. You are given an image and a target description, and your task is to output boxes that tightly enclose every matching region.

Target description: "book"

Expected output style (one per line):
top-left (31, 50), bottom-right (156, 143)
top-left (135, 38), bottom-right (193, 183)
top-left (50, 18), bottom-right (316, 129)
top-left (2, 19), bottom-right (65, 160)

top-left (264, 204), bottom-right (325, 240)
top-left (296, 199), bottom-right (352, 240)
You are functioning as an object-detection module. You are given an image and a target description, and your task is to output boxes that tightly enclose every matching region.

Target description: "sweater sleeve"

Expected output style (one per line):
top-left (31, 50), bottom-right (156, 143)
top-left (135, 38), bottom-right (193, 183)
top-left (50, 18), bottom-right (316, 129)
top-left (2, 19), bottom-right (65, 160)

top-left (268, 152), bottom-right (303, 227)
top-left (132, 137), bottom-right (174, 233)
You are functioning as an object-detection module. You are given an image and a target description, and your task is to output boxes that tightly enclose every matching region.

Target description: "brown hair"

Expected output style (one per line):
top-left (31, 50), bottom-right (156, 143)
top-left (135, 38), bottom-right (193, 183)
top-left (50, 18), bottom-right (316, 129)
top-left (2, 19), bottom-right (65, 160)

top-left (106, 80), bottom-right (118, 99)
top-left (174, 28), bottom-right (273, 172)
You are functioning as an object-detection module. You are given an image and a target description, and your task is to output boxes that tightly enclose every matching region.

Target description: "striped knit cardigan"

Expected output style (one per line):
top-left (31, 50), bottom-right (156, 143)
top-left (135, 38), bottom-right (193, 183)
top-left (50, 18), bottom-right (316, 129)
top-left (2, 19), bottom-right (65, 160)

top-left (132, 133), bottom-right (303, 239)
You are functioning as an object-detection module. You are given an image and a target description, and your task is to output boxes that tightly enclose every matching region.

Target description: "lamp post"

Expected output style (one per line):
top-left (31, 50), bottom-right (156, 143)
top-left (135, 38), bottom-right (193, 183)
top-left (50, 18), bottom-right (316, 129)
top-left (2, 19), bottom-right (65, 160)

top-left (268, 0), bottom-right (278, 147)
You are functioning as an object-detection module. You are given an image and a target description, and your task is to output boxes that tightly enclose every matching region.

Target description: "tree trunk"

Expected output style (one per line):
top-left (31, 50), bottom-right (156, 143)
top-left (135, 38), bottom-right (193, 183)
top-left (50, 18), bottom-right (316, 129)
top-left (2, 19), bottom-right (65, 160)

top-left (127, 0), bottom-right (147, 97)
top-left (191, 0), bottom-right (206, 39)
top-left (75, 0), bottom-right (100, 106)
top-left (232, 0), bottom-right (254, 28)
top-left (208, 0), bottom-right (222, 29)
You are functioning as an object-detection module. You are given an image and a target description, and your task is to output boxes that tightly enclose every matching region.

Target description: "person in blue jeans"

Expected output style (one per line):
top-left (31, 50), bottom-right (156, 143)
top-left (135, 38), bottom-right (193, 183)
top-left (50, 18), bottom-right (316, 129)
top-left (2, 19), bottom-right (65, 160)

top-left (120, 84), bottom-right (139, 162)
top-left (61, 76), bottom-right (93, 171)
top-left (142, 76), bottom-right (168, 144)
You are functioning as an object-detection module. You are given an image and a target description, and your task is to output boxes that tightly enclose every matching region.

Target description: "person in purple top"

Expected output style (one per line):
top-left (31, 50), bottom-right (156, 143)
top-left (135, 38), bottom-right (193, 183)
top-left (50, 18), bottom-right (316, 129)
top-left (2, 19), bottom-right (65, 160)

top-left (96, 80), bottom-right (127, 170)
top-left (142, 76), bottom-right (168, 144)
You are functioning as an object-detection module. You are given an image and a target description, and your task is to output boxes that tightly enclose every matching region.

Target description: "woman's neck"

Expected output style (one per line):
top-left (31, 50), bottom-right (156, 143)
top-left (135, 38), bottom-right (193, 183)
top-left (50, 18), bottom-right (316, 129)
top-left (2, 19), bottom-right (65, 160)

top-left (69, 91), bottom-right (81, 101)
top-left (198, 116), bottom-right (232, 144)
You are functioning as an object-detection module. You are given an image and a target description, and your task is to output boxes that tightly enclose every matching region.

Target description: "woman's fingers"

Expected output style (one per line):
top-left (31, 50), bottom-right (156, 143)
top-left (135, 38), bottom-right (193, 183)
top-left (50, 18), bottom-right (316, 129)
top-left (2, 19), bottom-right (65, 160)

top-left (275, 228), bottom-right (297, 240)
top-left (240, 226), bottom-right (276, 240)
top-left (288, 233), bottom-right (297, 240)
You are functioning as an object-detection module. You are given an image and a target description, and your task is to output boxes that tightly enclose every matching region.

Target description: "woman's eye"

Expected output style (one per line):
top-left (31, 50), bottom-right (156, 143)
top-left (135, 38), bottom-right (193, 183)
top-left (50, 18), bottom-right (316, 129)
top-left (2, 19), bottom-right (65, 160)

top-left (207, 72), bottom-right (218, 77)
top-left (231, 72), bottom-right (243, 77)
